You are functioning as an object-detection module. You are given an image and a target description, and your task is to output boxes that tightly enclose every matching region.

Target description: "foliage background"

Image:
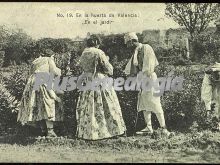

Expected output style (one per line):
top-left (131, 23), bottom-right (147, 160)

top-left (0, 26), bottom-right (219, 136)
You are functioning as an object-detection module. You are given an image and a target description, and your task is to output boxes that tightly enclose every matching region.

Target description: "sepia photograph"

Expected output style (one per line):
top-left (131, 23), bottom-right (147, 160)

top-left (0, 2), bottom-right (220, 163)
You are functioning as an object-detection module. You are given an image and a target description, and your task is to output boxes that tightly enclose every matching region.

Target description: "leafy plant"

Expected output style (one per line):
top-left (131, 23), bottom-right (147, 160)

top-left (165, 3), bottom-right (220, 40)
top-left (0, 83), bottom-right (19, 135)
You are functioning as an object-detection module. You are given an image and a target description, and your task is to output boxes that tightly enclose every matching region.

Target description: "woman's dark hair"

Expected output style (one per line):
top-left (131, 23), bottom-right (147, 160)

top-left (41, 49), bottom-right (54, 57)
top-left (86, 35), bottom-right (101, 47)
top-left (131, 39), bottom-right (138, 43)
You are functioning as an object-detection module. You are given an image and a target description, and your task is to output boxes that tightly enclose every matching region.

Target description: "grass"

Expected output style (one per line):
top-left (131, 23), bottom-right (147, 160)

top-left (0, 130), bottom-right (220, 163)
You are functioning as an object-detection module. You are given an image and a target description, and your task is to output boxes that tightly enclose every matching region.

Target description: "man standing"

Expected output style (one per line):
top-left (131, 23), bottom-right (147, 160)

top-left (124, 32), bottom-right (171, 137)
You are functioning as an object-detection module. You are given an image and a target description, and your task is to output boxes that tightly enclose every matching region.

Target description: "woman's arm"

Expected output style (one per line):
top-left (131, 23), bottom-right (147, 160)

top-left (98, 51), bottom-right (113, 76)
top-left (48, 57), bottom-right (61, 76)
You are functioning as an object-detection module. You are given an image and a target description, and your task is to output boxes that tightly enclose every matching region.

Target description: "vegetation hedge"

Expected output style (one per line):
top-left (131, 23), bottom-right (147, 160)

top-left (0, 32), bottom-right (219, 136)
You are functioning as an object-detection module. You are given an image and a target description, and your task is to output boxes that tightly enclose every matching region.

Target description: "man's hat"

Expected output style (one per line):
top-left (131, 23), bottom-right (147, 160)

top-left (124, 32), bottom-right (139, 44)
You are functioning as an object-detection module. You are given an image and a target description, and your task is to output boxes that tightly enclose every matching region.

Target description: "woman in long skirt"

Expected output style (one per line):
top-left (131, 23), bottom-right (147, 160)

top-left (76, 35), bottom-right (126, 140)
top-left (17, 49), bottom-right (63, 137)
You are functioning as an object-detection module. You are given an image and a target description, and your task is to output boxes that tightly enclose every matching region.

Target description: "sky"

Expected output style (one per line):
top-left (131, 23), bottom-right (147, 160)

top-left (0, 3), bottom-right (180, 39)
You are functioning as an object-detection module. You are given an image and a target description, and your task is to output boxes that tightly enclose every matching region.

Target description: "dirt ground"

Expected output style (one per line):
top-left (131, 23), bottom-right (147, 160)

top-left (0, 131), bottom-right (220, 163)
top-left (0, 144), bottom-right (215, 163)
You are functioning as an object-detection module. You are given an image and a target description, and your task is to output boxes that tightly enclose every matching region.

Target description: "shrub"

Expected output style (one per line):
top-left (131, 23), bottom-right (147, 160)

top-left (1, 59), bottom-right (213, 135)
top-left (3, 64), bottom-right (29, 101)
top-left (155, 64), bottom-right (209, 131)
top-left (2, 29), bottom-right (35, 67)
top-left (192, 32), bottom-right (220, 64)
top-left (0, 51), bottom-right (4, 67)
top-left (0, 32), bottom-right (217, 135)
top-left (0, 83), bottom-right (19, 135)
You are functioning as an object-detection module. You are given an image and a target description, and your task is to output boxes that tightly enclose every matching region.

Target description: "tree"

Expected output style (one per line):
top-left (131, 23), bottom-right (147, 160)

top-left (2, 28), bottom-right (35, 66)
top-left (35, 38), bottom-right (73, 54)
top-left (0, 25), bottom-right (10, 50)
top-left (165, 3), bottom-right (220, 40)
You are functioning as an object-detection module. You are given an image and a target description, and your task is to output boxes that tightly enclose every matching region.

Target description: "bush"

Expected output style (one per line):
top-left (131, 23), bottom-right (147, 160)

top-left (0, 32), bottom-right (217, 136)
top-left (154, 47), bottom-right (191, 66)
top-left (0, 58), bottom-right (213, 135)
top-left (0, 51), bottom-right (4, 67)
top-left (0, 83), bottom-right (19, 135)
top-left (192, 32), bottom-right (220, 64)
top-left (3, 64), bottom-right (29, 101)
top-left (2, 29), bottom-right (35, 67)
top-left (155, 64), bottom-right (209, 131)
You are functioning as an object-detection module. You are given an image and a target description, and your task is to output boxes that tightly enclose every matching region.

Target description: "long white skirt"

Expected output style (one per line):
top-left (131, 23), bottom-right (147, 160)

top-left (137, 72), bottom-right (163, 114)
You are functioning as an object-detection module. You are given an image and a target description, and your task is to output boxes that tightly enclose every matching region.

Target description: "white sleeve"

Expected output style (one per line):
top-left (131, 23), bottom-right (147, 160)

top-left (98, 50), bottom-right (113, 75)
top-left (142, 44), bottom-right (158, 75)
top-left (48, 57), bottom-right (61, 76)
